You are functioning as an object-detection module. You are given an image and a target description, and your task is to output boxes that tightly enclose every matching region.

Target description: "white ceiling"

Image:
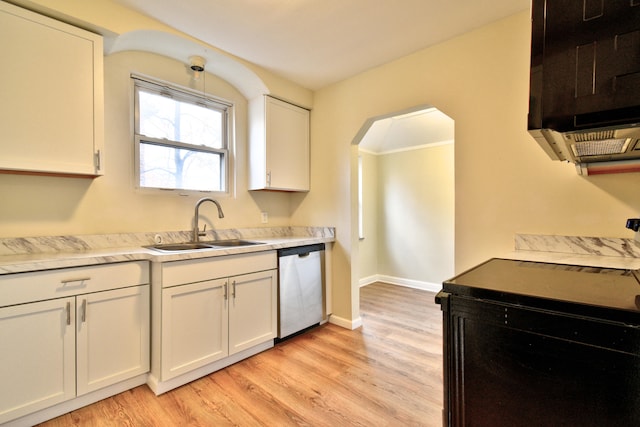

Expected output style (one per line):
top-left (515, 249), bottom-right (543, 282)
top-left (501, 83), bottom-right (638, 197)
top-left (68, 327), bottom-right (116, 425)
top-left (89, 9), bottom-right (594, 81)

top-left (360, 108), bottom-right (454, 154)
top-left (111, 0), bottom-right (530, 90)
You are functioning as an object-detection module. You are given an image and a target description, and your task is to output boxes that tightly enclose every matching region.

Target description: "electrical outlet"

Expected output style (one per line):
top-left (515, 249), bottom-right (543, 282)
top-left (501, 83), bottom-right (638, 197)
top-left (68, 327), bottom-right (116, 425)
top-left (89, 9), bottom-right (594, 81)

top-left (261, 212), bottom-right (268, 224)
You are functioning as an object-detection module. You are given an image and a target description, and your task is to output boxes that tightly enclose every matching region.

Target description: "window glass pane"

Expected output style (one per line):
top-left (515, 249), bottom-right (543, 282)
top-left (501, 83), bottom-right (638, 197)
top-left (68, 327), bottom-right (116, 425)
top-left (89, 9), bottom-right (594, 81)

top-left (139, 142), bottom-right (223, 192)
top-left (358, 155), bottom-right (364, 239)
top-left (139, 90), bottom-right (223, 149)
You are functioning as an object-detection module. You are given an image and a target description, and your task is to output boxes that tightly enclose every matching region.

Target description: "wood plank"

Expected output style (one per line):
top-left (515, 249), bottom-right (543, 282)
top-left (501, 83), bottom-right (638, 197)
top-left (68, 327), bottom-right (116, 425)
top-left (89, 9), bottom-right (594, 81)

top-left (38, 282), bottom-right (443, 426)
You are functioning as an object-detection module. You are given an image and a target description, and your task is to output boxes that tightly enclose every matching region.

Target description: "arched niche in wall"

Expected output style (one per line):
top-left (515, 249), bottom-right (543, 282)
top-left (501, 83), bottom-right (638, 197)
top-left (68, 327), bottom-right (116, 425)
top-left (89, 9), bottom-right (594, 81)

top-left (107, 29), bottom-right (268, 100)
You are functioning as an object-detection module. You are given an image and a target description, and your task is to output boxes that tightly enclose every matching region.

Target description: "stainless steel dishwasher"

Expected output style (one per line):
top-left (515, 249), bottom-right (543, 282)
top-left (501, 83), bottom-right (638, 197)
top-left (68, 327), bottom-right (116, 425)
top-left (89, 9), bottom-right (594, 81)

top-left (277, 243), bottom-right (325, 340)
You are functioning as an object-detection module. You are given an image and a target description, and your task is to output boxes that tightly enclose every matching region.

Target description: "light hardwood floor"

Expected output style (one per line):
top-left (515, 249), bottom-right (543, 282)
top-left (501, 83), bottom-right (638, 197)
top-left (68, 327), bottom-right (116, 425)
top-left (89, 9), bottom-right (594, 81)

top-left (38, 282), bottom-right (443, 426)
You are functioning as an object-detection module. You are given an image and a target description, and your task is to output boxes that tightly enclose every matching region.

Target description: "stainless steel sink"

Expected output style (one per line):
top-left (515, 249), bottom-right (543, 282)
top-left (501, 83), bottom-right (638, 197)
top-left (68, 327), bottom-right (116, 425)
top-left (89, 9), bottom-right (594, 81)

top-left (205, 239), bottom-right (263, 247)
top-left (147, 239), bottom-right (263, 252)
top-left (147, 242), bottom-right (215, 252)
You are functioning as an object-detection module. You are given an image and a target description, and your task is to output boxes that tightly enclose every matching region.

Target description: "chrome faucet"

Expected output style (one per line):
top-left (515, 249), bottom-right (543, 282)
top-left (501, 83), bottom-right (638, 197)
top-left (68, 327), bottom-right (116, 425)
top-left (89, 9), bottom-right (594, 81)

top-left (193, 198), bottom-right (224, 242)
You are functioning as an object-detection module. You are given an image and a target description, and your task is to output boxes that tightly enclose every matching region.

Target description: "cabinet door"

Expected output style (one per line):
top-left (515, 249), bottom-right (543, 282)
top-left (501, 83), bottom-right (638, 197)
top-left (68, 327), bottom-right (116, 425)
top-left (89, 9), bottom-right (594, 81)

top-left (76, 286), bottom-right (150, 395)
top-left (229, 270), bottom-right (277, 355)
top-left (264, 96), bottom-right (310, 191)
top-left (0, 298), bottom-right (75, 424)
top-left (0, 2), bottom-right (103, 177)
top-left (445, 295), bottom-right (640, 426)
top-left (162, 279), bottom-right (228, 380)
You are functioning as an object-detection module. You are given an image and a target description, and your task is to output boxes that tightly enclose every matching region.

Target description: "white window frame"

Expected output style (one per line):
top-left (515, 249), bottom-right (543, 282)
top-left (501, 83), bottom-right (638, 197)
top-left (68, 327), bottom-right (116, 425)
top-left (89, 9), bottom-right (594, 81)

top-left (358, 155), bottom-right (364, 240)
top-left (132, 75), bottom-right (234, 196)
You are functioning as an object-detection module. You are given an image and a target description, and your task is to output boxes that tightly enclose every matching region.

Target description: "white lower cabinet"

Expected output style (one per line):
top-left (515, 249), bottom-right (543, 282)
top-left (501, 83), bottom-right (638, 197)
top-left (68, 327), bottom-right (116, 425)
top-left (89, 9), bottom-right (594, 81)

top-left (0, 261), bottom-right (150, 425)
top-left (77, 285), bottom-right (150, 395)
top-left (228, 270), bottom-right (278, 354)
top-left (151, 251), bottom-right (277, 393)
top-left (161, 278), bottom-right (228, 379)
top-left (0, 298), bottom-right (76, 423)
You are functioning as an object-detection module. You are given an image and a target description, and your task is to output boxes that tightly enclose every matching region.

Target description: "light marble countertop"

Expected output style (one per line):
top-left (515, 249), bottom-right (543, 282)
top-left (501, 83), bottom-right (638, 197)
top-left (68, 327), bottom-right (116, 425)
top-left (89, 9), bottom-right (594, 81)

top-left (0, 227), bottom-right (335, 275)
top-left (502, 250), bottom-right (640, 270)
top-left (502, 233), bottom-right (640, 270)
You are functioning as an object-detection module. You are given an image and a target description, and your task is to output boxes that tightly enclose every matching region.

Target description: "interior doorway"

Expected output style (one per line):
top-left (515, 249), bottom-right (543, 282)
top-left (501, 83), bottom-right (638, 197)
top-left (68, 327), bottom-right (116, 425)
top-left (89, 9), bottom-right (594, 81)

top-left (354, 106), bottom-right (455, 293)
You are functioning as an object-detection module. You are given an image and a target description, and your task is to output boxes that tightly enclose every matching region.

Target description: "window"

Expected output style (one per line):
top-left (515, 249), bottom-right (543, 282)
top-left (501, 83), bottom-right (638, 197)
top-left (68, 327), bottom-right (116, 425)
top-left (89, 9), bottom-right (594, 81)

top-left (358, 155), bottom-right (364, 239)
top-left (133, 76), bottom-right (232, 193)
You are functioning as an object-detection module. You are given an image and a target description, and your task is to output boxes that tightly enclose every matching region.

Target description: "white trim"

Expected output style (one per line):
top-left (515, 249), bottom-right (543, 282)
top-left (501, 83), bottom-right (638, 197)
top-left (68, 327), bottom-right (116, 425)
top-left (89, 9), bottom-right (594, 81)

top-left (358, 139), bottom-right (453, 156)
top-left (359, 274), bottom-right (441, 293)
top-left (131, 73), bottom-right (233, 107)
top-left (358, 155), bottom-right (364, 239)
top-left (358, 147), bottom-right (379, 155)
top-left (359, 274), bottom-right (379, 287)
top-left (132, 75), bottom-right (233, 196)
top-left (328, 314), bottom-right (363, 330)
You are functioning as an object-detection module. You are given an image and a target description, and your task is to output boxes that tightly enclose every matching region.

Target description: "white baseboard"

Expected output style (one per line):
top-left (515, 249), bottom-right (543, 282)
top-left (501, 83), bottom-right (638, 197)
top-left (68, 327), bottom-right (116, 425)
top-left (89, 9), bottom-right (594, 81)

top-left (328, 275), bottom-right (441, 331)
top-left (359, 274), bottom-right (441, 292)
top-left (328, 314), bottom-right (363, 330)
top-left (359, 275), bottom-right (380, 287)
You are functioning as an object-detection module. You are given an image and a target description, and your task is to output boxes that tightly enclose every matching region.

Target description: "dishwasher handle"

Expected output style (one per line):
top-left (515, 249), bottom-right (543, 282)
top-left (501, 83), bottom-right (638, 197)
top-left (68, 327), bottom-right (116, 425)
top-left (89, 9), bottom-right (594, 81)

top-left (278, 243), bottom-right (325, 258)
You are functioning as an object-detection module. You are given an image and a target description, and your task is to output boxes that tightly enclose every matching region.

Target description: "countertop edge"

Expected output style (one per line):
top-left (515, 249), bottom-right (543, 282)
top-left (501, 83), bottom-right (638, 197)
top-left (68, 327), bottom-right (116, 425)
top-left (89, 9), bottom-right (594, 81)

top-left (502, 250), bottom-right (640, 270)
top-left (0, 236), bottom-right (334, 275)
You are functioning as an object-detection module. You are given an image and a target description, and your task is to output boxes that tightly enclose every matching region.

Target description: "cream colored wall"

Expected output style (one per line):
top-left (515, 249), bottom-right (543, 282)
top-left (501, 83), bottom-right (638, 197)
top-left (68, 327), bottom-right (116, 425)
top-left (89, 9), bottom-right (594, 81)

top-left (358, 144), bottom-right (454, 287)
top-left (0, 0), bottom-right (315, 239)
top-left (357, 151), bottom-right (379, 280)
top-left (0, 50), bottom-right (293, 237)
top-left (293, 11), bottom-right (640, 325)
top-left (289, 97), bottom-right (358, 326)
top-left (376, 144), bottom-right (454, 285)
top-left (9, 0), bottom-right (313, 106)
top-left (5, 4), bottom-right (640, 326)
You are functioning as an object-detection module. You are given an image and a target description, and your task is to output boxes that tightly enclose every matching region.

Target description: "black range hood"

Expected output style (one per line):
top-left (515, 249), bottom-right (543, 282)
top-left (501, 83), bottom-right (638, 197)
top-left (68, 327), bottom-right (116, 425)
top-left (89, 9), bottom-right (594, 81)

top-left (528, 0), bottom-right (640, 174)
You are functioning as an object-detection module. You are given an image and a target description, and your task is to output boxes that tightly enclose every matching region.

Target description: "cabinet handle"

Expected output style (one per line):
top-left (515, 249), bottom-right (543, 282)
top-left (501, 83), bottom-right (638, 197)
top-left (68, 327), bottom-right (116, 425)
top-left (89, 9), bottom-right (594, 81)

top-left (232, 280), bottom-right (236, 299)
top-left (66, 302), bottom-right (71, 325)
top-left (266, 171), bottom-right (271, 187)
top-left (81, 299), bottom-right (87, 323)
top-left (60, 277), bottom-right (90, 286)
top-left (95, 150), bottom-right (102, 172)
top-left (223, 282), bottom-right (228, 300)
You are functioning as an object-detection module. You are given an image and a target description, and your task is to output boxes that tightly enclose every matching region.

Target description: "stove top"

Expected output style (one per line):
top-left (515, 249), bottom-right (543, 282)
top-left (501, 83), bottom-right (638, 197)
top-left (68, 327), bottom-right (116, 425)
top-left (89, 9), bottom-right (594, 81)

top-left (443, 258), bottom-right (640, 315)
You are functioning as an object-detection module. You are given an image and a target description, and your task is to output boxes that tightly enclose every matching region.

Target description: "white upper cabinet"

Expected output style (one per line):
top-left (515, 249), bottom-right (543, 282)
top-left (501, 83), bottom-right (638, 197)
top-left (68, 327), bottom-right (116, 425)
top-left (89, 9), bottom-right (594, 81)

top-left (249, 95), bottom-right (310, 191)
top-left (0, 2), bottom-right (104, 177)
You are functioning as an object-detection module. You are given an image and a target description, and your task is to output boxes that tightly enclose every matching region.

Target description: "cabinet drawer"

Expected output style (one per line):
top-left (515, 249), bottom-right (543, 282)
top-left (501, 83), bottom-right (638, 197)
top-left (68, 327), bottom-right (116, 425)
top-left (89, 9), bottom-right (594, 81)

top-left (161, 251), bottom-right (277, 288)
top-left (0, 261), bottom-right (150, 307)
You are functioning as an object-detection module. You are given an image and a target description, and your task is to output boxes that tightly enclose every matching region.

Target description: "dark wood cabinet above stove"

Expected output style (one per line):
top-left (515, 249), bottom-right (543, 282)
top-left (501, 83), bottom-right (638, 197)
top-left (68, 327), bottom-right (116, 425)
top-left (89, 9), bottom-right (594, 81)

top-left (529, 0), bottom-right (640, 133)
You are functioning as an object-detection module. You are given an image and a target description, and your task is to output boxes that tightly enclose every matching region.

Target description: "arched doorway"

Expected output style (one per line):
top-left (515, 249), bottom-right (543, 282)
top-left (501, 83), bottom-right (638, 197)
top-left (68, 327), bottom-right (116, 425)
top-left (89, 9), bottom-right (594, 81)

top-left (353, 106), bottom-right (455, 295)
